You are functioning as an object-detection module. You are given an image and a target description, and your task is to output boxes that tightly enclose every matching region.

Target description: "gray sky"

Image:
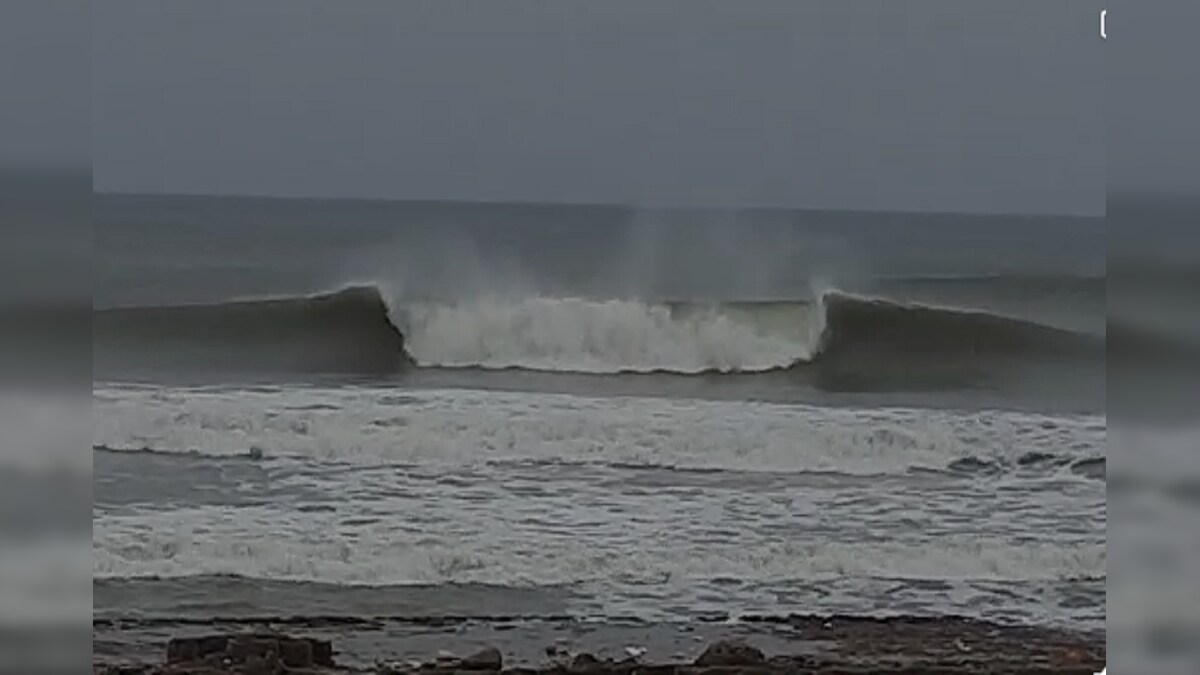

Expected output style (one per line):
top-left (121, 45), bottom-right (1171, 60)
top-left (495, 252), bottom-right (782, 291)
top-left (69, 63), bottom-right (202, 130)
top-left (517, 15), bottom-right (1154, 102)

top-left (93, 0), bottom-right (1105, 214)
top-left (1, 1), bottom-right (87, 168)
top-left (1109, 1), bottom-right (1200, 196)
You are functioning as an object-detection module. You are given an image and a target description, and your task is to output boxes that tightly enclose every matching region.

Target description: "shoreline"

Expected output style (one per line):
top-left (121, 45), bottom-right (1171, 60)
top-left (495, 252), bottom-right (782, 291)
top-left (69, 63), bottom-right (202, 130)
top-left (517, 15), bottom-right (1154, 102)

top-left (95, 614), bottom-right (1105, 675)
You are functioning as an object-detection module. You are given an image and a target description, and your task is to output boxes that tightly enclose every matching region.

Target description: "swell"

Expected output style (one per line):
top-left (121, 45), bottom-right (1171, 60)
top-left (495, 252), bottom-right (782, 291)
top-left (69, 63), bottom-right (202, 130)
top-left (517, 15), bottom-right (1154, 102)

top-left (93, 286), bottom-right (410, 377)
top-left (92, 284), bottom-right (1102, 378)
top-left (818, 291), bottom-right (1103, 361)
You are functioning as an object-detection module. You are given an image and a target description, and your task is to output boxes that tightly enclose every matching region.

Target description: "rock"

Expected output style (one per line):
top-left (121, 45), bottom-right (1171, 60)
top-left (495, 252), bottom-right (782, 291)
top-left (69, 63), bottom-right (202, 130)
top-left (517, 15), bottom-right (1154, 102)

top-left (166, 635), bottom-right (229, 663)
top-left (164, 632), bottom-right (333, 671)
top-left (229, 636), bottom-right (279, 662)
top-left (694, 640), bottom-right (766, 667)
top-left (165, 638), bottom-right (198, 664)
top-left (460, 645), bottom-right (503, 670)
top-left (200, 651), bottom-right (231, 668)
top-left (242, 653), bottom-right (285, 675)
top-left (277, 638), bottom-right (313, 668)
top-left (570, 653), bottom-right (604, 672)
top-left (309, 637), bottom-right (335, 666)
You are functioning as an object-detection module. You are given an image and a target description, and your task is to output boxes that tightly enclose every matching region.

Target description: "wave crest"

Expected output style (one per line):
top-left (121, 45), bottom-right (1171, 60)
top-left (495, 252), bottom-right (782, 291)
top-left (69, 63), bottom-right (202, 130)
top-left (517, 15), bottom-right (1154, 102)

top-left (93, 284), bottom-right (1102, 377)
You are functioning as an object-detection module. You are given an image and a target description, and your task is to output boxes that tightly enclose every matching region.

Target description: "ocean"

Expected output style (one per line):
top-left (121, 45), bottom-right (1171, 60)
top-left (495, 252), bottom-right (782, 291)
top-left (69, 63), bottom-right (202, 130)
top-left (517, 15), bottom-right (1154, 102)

top-left (91, 194), bottom-right (1106, 666)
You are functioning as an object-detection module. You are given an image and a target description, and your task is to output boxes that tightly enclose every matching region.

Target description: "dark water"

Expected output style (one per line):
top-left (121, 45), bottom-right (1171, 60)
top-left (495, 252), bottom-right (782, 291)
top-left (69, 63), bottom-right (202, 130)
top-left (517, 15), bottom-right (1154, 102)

top-left (92, 195), bottom-right (1106, 663)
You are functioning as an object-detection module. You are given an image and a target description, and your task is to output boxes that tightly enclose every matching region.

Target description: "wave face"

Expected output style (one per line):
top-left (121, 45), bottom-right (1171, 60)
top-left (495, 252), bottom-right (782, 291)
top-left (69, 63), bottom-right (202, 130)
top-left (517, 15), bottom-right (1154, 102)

top-left (93, 286), bottom-right (410, 377)
top-left (93, 284), bottom-right (1103, 378)
top-left (818, 291), bottom-right (1103, 360)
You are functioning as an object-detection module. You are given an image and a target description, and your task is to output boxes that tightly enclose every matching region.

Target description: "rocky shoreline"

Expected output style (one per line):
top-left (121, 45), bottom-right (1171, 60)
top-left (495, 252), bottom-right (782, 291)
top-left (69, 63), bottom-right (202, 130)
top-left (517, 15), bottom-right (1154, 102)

top-left (95, 615), bottom-right (1105, 675)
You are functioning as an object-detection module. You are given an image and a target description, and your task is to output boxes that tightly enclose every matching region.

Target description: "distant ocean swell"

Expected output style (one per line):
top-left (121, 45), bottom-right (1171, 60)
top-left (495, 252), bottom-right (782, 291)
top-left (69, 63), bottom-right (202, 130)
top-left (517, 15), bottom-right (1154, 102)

top-left (92, 284), bottom-right (1104, 378)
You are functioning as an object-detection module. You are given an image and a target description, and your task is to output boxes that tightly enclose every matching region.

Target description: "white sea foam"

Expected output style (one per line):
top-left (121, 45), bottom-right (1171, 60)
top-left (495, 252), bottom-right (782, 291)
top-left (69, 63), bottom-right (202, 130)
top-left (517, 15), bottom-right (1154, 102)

top-left (92, 384), bottom-right (1106, 623)
top-left (93, 503), bottom-right (1104, 588)
top-left (393, 297), bottom-right (821, 373)
top-left (91, 385), bottom-right (1104, 475)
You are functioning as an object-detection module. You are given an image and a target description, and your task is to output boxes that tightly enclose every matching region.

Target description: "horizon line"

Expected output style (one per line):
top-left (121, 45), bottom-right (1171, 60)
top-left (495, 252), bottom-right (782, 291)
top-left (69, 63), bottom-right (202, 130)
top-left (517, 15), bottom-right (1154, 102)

top-left (92, 189), bottom-right (1105, 219)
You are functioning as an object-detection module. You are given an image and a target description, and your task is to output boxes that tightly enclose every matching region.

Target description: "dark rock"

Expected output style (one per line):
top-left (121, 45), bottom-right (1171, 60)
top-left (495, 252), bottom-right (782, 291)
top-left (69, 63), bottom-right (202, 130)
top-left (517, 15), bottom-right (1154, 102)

top-left (166, 635), bottom-right (230, 664)
top-left (277, 638), bottom-right (313, 668)
top-left (197, 635), bottom-right (232, 658)
top-left (460, 646), bottom-right (503, 670)
top-left (229, 636), bottom-right (279, 662)
top-left (693, 640), bottom-right (766, 667)
top-left (165, 638), bottom-right (198, 664)
top-left (570, 653), bottom-right (604, 672)
top-left (201, 651), bottom-right (232, 669)
top-left (242, 652), bottom-right (285, 675)
top-left (309, 637), bottom-right (335, 667)
top-left (162, 632), bottom-right (335, 671)
top-left (1017, 451), bottom-right (1058, 466)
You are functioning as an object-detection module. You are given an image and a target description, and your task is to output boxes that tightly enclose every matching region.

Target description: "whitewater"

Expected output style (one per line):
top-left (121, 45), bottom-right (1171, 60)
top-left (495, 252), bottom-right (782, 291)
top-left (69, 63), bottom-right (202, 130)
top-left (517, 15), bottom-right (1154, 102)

top-left (93, 383), bottom-right (1106, 627)
top-left (392, 296), bottom-right (825, 373)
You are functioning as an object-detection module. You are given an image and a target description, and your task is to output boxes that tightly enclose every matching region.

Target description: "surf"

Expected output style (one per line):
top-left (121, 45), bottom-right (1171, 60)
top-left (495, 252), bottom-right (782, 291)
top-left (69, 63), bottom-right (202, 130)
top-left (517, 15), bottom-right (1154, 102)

top-left (92, 284), bottom-right (1104, 378)
top-left (391, 296), bottom-right (822, 373)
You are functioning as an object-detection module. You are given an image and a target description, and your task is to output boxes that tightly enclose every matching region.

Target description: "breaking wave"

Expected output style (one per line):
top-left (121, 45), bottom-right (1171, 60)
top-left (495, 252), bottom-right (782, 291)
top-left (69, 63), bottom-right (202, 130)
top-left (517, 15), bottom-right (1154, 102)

top-left (93, 284), bottom-right (1103, 377)
top-left (393, 296), bottom-right (821, 373)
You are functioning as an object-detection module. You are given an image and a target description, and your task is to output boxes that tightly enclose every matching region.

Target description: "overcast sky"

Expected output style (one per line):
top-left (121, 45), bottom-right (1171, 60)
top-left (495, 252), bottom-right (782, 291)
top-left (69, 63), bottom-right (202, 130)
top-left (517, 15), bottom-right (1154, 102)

top-left (91, 0), bottom-right (1109, 213)
top-left (1109, 1), bottom-right (1200, 197)
top-left (1, 1), bottom-right (87, 168)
